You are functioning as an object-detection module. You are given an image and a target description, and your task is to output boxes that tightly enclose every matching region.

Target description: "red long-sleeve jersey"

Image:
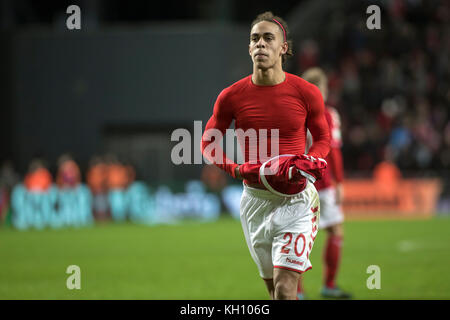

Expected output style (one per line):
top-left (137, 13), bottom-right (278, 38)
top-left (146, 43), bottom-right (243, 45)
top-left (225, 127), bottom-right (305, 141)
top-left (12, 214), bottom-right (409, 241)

top-left (201, 72), bottom-right (330, 181)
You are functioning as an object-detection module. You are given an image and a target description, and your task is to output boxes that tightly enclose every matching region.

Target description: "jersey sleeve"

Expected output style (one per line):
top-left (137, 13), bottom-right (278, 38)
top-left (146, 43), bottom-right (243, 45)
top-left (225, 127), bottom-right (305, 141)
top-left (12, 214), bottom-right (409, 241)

top-left (201, 89), bottom-right (239, 178)
top-left (304, 85), bottom-right (331, 159)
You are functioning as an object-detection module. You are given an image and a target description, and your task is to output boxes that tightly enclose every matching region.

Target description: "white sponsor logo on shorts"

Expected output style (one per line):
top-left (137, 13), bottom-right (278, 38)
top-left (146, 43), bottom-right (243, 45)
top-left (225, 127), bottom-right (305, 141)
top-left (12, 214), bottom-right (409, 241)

top-left (286, 257), bottom-right (303, 266)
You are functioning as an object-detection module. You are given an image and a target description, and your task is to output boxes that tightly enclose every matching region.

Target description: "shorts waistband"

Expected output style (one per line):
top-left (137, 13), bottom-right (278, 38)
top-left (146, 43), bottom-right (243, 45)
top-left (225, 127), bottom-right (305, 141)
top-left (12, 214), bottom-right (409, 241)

top-left (243, 181), bottom-right (310, 200)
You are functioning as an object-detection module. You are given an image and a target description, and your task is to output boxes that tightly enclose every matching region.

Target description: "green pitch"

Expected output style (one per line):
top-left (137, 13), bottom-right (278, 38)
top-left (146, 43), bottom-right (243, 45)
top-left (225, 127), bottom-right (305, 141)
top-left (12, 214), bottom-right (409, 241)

top-left (1, 216), bottom-right (450, 299)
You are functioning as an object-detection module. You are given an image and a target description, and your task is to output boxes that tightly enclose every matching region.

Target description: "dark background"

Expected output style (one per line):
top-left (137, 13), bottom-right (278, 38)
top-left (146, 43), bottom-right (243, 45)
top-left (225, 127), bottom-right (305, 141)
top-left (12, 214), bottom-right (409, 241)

top-left (0, 0), bottom-right (306, 183)
top-left (1, 0), bottom-right (449, 187)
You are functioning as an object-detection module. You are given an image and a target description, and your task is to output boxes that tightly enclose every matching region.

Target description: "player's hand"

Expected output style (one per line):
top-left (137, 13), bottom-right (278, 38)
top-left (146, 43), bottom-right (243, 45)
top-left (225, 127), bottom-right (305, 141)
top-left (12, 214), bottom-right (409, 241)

top-left (335, 183), bottom-right (344, 205)
top-left (287, 154), bottom-right (327, 183)
top-left (258, 154), bottom-right (321, 196)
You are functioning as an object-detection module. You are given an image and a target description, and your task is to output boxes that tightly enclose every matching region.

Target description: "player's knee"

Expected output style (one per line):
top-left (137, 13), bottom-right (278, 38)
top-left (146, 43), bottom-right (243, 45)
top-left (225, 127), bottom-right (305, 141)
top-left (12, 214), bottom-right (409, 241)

top-left (274, 278), bottom-right (297, 300)
top-left (335, 224), bottom-right (343, 237)
top-left (327, 224), bottom-right (343, 237)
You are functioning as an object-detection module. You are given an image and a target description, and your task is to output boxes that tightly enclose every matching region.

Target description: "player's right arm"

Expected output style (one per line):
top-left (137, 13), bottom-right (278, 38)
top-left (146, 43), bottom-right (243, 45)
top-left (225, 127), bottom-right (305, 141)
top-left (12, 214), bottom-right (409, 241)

top-left (201, 89), bottom-right (240, 179)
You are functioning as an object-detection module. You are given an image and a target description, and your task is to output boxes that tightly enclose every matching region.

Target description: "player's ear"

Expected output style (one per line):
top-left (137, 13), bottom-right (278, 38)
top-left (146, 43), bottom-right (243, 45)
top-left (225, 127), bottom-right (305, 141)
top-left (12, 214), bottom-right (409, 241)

top-left (249, 44), bottom-right (252, 57)
top-left (281, 41), bottom-right (288, 55)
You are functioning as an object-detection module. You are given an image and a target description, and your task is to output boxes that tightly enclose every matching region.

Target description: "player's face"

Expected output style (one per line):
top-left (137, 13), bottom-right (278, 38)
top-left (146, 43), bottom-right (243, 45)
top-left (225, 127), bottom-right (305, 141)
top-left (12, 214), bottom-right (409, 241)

top-left (249, 21), bottom-right (287, 70)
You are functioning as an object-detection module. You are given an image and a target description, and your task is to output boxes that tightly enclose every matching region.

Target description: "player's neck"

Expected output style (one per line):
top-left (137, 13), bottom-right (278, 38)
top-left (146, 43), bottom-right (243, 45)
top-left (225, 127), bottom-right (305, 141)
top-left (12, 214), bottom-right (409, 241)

top-left (252, 65), bottom-right (285, 86)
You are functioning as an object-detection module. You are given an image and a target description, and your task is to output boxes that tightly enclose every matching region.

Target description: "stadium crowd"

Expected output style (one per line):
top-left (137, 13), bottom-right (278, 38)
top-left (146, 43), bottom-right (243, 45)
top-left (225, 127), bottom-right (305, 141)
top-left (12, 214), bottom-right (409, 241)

top-left (293, 0), bottom-right (449, 177)
top-left (0, 154), bottom-right (136, 225)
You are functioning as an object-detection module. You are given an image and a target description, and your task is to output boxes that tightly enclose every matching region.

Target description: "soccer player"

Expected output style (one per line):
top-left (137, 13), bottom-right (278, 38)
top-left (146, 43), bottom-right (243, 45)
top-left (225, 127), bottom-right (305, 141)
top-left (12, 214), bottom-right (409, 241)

top-left (201, 12), bottom-right (330, 300)
top-left (297, 67), bottom-right (352, 299)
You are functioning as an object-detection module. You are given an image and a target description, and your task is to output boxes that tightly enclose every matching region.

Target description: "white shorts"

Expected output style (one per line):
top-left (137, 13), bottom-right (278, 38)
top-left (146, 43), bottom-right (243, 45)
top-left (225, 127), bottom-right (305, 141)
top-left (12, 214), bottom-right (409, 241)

top-left (318, 187), bottom-right (344, 229)
top-left (240, 181), bottom-right (320, 279)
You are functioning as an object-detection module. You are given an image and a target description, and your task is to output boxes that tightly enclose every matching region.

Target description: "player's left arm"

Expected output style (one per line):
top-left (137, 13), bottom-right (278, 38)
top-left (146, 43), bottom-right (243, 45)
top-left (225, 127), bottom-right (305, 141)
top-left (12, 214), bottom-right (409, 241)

top-left (304, 85), bottom-right (331, 159)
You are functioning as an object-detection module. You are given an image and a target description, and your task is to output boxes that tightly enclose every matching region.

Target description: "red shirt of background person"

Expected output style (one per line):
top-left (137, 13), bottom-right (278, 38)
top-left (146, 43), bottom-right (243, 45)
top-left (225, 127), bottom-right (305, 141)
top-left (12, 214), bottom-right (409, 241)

top-left (56, 155), bottom-right (81, 189)
top-left (201, 12), bottom-right (330, 300)
top-left (24, 159), bottom-right (53, 192)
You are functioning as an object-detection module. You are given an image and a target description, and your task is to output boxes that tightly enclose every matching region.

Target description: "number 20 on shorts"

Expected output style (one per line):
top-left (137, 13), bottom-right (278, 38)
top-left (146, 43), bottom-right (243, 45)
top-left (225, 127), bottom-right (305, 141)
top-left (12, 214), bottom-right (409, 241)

top-left (280, 216), bottom-right (317, 259)
top-left (280, 232), bottom-right (308, 257)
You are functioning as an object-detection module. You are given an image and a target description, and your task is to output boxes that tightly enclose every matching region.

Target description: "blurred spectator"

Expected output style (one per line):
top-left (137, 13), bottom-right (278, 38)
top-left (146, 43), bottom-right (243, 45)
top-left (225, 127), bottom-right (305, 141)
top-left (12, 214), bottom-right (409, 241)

top-left (56, 154), bottom-right (81, 189)
top-left (105, 154), bottom-right (132, 190)
top-left (24, 158), bottom-right (52, 192)
top-left (201, 164), bottom-right (227, 192)
top-left (86, 154), bottom-right (137, 221)
top-left (373, 156), bottom-right (402, 181)
top-left (87, 155), bottom-right (110, 221)
top-left (0, 161), bottom-right (19, 189)
top-left (124, 160), bottom-right (136, 187)
top-left (201, 164), bottom-right (229, 215)
top-left (0, 161), bottom-right (19, 225)
top-left (373, 146), bottom-right (403, 196)
top-left (0, 190), bottom-right (8, 225)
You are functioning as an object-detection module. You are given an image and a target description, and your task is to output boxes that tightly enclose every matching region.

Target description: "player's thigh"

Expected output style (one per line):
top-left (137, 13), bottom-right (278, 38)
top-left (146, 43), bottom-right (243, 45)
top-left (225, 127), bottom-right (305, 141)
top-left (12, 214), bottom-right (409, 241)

top-left (240, 190), bottom-right (277, 279)
top-left (271, 184), bottom-right (320, 274)
top-left (272, 219), bottom-right (318, 274)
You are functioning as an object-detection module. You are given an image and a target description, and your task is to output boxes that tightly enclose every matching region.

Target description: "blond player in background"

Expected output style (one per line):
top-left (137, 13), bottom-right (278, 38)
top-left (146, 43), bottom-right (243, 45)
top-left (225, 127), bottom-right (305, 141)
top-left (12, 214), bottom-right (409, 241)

top-left (298, 67), bottom-right (352, 299)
